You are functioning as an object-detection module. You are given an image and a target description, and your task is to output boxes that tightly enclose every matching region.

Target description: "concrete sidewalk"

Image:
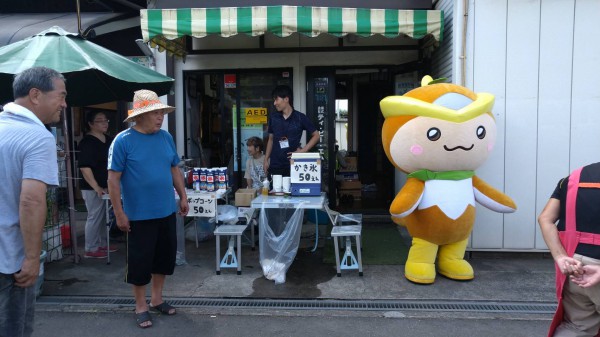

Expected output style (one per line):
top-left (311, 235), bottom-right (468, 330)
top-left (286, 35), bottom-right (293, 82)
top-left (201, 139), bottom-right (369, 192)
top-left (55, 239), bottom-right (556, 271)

top-left (41, 216), bottom-right (557, 304)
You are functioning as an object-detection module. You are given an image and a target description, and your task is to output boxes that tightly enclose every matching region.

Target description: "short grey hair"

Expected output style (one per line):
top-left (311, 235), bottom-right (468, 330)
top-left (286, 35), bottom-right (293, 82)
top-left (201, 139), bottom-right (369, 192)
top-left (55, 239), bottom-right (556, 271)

top-left (13, 67), bottom-right (66, 99)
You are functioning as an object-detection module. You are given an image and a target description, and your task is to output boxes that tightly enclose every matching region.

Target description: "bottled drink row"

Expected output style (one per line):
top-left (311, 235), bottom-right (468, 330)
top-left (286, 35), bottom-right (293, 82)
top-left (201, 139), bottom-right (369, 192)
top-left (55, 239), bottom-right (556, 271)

top-left (188, 167), bottom-right (228, 192)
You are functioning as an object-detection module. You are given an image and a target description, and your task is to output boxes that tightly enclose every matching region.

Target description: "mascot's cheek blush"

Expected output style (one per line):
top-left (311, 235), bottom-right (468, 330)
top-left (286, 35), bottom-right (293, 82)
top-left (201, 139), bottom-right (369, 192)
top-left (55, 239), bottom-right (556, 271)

top-left (411, 144), bottom-right (424, 155)
top-left (488, 143), bottom-right (494, 152)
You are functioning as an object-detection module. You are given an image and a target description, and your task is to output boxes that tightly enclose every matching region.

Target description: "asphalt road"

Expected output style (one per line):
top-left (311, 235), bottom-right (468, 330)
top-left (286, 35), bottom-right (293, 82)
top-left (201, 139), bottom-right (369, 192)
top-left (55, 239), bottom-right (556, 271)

top-left (32, 309), bottom-right (550, 337)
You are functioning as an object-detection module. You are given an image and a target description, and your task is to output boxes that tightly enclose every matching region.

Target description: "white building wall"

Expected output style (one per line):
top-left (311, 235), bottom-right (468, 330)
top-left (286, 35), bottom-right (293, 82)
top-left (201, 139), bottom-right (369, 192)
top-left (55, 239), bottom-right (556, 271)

top-left (466, 0), bottom-right (600, 250)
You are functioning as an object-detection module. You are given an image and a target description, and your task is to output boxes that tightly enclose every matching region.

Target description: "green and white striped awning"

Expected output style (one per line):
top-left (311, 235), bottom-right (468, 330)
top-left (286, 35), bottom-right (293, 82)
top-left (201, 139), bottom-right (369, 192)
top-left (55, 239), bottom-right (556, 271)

top-left (141, 6), bottom-right (444, 43)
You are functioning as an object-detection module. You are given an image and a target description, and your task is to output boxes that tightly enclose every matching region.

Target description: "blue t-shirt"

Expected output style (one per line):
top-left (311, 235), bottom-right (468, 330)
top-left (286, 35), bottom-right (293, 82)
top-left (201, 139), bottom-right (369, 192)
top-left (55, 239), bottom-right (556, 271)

top-left (0, 104), bottom-right (59, 274)
top-left (267, 110), bottom-right (317, 169)
top-left (107, 128), bottom-right (179, 221)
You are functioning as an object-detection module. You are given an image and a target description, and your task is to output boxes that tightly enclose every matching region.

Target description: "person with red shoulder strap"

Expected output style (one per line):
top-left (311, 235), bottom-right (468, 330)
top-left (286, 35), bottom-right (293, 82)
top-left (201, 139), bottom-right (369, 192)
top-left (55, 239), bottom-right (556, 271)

top-left (538, 162), bottom-right (600, 337)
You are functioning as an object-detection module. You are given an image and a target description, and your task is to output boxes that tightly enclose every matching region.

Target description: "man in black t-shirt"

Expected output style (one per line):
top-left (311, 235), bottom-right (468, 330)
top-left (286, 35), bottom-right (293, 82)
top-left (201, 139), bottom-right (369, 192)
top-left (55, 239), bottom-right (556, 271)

top-left (538, 162), bottom-right (600, 336)
top-left (549, 164), bottom-right (600, 259)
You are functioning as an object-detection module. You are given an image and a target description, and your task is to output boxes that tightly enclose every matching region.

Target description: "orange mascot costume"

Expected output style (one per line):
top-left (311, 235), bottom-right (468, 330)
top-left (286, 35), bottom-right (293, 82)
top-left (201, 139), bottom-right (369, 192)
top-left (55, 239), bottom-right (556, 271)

top-left (380, 76), bottom-right (517, 284)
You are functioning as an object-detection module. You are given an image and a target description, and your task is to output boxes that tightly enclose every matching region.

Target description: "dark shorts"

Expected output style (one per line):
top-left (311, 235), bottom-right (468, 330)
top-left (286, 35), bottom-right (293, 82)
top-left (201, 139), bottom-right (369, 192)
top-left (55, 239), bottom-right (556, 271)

top-left (125, 213), bottom-right (176, 286)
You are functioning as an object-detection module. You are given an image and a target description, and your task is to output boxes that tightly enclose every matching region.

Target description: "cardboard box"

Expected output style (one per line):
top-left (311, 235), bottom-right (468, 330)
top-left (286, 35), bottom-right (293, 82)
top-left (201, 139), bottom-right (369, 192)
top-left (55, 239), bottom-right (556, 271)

top-left (339, 156), bottom-right (357, 173)
top-left (235, 188), bottom-right (257, 206)
top-left (340, 180), bottom-right (362, 190)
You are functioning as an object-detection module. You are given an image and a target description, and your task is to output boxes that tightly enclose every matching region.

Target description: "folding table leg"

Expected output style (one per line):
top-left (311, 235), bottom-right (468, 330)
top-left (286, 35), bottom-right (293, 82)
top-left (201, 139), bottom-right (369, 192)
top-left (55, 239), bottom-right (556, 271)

top-left (310, 209), bottom-right (319, 252)
top-left (251, 219), bottom-right (256, 251)
top-left (105, 199), bottom-right (110, 265)
top-left (236, 234), bottom-right (242, 275)
top-left (333, 236), bottom-right (341, 277)
top-left (195, 218), bottom-right (199, 248)
top-left (106, 224), bottom-right (111, 265)
top-left (340, 237), bottom-right (359, 272)
top-left (356, 234), bottom-right (363, 276)
top-left (215, 234), bottom-right (221, 275)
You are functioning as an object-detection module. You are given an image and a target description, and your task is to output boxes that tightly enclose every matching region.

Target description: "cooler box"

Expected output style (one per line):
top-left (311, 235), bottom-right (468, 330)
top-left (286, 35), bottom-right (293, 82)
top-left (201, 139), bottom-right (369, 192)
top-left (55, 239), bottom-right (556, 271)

top-left (290, 153), bottom-right (322, 196)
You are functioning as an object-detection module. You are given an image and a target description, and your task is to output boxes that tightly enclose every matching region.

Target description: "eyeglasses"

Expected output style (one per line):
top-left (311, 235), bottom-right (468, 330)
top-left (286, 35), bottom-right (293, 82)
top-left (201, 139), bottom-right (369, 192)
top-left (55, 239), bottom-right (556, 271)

top-left (149, 110), bottom-right (166, 116)
top-left (94, 120), bottom-right (109, 124)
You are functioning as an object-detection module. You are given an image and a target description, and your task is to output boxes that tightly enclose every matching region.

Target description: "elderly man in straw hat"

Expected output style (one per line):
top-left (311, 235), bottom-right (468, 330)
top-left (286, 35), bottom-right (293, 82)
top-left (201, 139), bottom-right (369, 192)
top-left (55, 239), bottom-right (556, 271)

top-left (107, 89), bottom-right (188, 329)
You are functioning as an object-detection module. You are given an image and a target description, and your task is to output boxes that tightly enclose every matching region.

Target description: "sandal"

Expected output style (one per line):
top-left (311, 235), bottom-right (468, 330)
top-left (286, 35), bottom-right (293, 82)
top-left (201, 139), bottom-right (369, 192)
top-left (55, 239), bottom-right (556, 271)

top-left (135, 311), bottom-right (153, 329)
top-left (150, 302), bottom-right (176, 315)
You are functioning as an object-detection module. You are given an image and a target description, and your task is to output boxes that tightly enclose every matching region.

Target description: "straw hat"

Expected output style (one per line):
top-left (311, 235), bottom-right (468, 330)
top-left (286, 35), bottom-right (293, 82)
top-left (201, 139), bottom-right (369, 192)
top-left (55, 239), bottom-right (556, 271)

top-left (124, 89), bottom-right (175, 122)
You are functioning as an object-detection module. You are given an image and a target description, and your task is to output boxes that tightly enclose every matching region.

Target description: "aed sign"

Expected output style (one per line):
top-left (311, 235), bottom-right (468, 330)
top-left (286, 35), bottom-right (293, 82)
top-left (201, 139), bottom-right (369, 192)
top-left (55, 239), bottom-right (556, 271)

top-left (244, 107), bottom-right (267, 124)
top-left (186, 193), bottom-right (216, 217)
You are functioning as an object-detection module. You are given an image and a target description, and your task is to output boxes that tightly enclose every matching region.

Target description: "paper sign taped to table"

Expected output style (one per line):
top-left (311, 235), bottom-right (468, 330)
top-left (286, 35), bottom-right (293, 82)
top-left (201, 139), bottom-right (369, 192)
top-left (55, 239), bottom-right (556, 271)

top-left (186, 193), bottom-right (216, 217)
top-left (290, 156), bottom-right (321, 184)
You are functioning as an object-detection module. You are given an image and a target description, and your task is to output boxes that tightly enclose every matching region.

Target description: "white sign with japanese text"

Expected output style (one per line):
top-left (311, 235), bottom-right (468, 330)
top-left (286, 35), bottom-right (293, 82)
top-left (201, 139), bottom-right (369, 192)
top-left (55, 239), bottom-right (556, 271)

top-left (290, 159), bottom-right (321, 184)
top-left (186, 193), bottom-right (216, 217)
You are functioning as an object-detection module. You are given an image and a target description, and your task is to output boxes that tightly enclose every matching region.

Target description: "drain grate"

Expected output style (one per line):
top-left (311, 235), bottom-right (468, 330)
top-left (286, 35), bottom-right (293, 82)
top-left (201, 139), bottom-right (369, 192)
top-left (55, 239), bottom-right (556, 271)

top-left (37, 296), bottom-right (556, 314)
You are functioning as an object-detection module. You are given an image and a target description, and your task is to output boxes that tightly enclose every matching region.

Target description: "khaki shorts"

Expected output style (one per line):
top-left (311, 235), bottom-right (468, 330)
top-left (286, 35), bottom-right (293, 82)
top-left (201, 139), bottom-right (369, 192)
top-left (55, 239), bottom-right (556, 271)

top-left (555, 254), bottom-right (600, 337)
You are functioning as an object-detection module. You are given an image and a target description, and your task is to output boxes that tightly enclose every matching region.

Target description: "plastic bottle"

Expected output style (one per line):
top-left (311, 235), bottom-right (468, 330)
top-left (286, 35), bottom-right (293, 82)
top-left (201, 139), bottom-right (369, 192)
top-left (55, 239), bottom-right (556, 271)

top-left (262, 178), bottom-right (270, 196)
top-left (192, 168), bottom-right (200, 191)
top-left (206, 168), bottom-right (215, 192)
top-left (199, 168), bottom-right (207, 191)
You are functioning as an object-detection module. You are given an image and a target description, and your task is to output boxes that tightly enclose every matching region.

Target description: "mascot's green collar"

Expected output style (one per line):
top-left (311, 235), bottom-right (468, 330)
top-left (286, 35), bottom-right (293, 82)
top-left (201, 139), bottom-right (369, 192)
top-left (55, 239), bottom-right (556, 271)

top-left (408, 170), bottom-right (475, 181)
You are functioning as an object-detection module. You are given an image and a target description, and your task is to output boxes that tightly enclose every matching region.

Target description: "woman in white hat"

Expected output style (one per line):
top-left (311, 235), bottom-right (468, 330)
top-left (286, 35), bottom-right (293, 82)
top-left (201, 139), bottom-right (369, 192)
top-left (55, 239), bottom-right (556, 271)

top-left (107, 89), bottom-right (189, 329)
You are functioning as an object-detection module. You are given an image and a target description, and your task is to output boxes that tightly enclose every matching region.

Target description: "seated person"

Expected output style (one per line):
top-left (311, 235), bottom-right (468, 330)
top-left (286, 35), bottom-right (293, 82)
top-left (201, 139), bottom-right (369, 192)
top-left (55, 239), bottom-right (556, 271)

top-left (244, 136), bottom-right (266, 189)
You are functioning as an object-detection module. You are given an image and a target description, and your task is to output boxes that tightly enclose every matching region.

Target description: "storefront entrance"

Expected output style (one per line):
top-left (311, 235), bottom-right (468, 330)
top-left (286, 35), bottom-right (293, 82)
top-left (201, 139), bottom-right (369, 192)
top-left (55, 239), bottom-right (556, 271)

top-left (307, 66), bottom-right (407, 214)
top-left (184, 66), bottom-right (416, 213)
top-left (183, 68), bottom-right (292, 190)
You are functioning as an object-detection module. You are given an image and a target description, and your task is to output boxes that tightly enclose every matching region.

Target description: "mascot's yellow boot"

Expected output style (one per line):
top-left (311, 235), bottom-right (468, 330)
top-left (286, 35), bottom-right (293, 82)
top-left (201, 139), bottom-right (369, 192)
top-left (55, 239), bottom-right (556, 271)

top-left (405, 237), bottom-right (438, 284)
top-left (437, 238), bottom-right (474, 281)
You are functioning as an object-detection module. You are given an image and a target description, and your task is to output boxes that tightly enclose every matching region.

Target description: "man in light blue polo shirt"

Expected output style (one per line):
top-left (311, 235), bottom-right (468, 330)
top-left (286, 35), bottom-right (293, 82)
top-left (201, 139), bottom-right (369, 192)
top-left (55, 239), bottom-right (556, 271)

top-left (0, 67), bottom-right (67, 337)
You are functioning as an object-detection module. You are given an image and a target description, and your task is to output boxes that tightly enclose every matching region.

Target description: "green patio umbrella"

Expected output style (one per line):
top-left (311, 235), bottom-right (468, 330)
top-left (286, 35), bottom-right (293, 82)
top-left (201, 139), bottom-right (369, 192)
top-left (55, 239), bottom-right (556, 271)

top-left (0, 26), bottom-right (174, 106)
